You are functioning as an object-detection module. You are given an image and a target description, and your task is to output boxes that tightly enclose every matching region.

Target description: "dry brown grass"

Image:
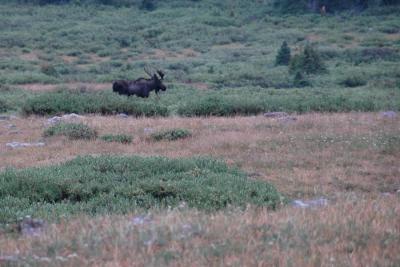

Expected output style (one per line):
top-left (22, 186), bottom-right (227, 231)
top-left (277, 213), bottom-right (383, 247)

top-left (1, 113), bottom-right (399, 198)
top-left (1, 112), bottom-right (399, 266)
top-left (17, 83), bottom-right (111, 92)
top-left (0, 196), bottom-right (399, 266)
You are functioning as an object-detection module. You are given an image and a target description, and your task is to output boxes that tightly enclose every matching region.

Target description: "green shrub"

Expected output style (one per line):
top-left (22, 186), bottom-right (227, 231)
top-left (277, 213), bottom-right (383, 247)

top-left (44, 122), bottom-right (98, 140)
top-left (293, 71), bottom-right (311, 88)
top-left (0, 155), bottom-right (283, 222)
top-left (0, 99), bottom-right (9, 113)
top-left (150, 128), bottom-right (192, 141)
top-left (22, 91), bottom-right (169, 117)
top-left (344, 48), bottom-right (399, 64)
top-left (101, 134), bottom-right (132, 144)
top-left (177, 96), bottom-right (265, 117)
top-left (275, 41), bottom-right (291, 66)
top-left (289, 44), bottom-right (327, 75)
top-left (340, 76), bottom-right (367, 87)
top-left (40, 63), bottom-right (58, 77)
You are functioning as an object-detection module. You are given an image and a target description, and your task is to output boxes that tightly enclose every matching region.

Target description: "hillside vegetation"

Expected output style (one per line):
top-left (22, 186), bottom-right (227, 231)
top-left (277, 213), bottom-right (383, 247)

top-left (1, 0), bottom-right (399, 115)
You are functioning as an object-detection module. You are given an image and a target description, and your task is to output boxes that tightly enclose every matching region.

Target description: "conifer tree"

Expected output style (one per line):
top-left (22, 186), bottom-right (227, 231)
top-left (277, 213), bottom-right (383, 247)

top-left (275, 41), bottom-right (291, 66)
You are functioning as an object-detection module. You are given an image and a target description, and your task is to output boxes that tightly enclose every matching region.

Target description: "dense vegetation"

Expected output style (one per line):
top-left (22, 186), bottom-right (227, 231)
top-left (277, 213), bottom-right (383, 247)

top-left (0, 155), bottom-right (282, 223)
top-left (0, 0), bottom-right (399, 116)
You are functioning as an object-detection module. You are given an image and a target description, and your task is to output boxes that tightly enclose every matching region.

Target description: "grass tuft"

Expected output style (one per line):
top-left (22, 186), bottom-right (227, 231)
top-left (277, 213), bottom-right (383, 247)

top-left (43, 122), bottom-right (97, 140)
top-left (100, 134), bottom-right (132, 144)
top-left (150, 128), bottom-right (192, 141)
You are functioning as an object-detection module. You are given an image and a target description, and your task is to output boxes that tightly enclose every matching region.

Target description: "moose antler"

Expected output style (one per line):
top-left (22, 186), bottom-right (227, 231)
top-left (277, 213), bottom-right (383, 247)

top-left (144, 65), bottom-right (153, 78)
top-left (156, 69), bottom-right (165, 80)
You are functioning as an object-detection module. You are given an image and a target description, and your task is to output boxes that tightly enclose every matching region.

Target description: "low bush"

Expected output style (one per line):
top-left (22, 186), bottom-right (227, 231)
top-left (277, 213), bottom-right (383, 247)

top-left (0, 155), bottom-right (283, 222)
top-left (43, 122), bottom-right (98, 140)
top-left (340, 76), bottom-right (367, 87)
top-left (150, 128), bottom-right (192, 141)
top-left (289, 44), bottom-right (327, 75)
top-left (0, 99), bottom-right (9, 113)
top-left (344, 48), bottom-right (399, 63)
top-left (22, 91), bottom-right (169, 117)
top-left (177, 96), bottom-right (265, 117)
top-left (100, 134), bottom-right (132, 144)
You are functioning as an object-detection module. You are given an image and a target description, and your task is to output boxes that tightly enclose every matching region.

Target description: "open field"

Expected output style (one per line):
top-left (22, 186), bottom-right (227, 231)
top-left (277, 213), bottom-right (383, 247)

top-left (1, 113), bottom-right (399, 266)
top-left (1, 1), bottom-right (400, 266)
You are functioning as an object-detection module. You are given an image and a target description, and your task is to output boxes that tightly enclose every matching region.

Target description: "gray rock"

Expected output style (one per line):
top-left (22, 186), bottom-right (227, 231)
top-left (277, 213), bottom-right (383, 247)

top-left (0, 256), bottom-right (19, 263)
top-left (264, 112), bottom-right (289, 118)
top-left (278, 116), bottom-right (297, 123)
top-left (144, 127), bottom-right (154, 134)
top-left (6, 141), bottom-right (45, 149)
top-left (47, 113), bottom-right (84, 125)
top-left (116, 113), bottom-right (129, 118)
top-left (292, 198), bottom-right (328, 208)
top-left (18, 216), bottom-right (46, 236)
top-left (381, 111), bottom-right (397, 119)
top-left (0, 115), bottom-right (10, 121)
top-left (131, 214), bottom-right (152, 226)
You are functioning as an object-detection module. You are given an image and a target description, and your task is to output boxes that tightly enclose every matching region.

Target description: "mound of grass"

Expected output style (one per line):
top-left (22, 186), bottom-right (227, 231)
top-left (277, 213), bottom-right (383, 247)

top-left (22, 91), bottom-right (169, 117)
top-left (101, 134), bottom-right (132, 144)
top-left (0, 155), bottom-right (282, 222)
top-left (44, 122), bottom-right (97, 140)
top-left (150, 128), bottom-right (192, 141)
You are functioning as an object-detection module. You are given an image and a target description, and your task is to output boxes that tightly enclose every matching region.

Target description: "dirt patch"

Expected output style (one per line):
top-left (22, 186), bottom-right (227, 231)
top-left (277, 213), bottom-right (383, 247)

top-left (179, 81), bottom-right (209, 90)
top-left (19, 51), bottom-right (40, 62)
top-left (211, 43), bottom-right (246, 50)
top-left (61, 55), bottom-right (77, 63)
top-left (385, 33), bottom-right (400, 41)
top-left (133, 48), bottom-right (201, 61)
top-left (18, 82), bottom-right (111, 92)
top-left (89, 54), bottom-right (111, 63)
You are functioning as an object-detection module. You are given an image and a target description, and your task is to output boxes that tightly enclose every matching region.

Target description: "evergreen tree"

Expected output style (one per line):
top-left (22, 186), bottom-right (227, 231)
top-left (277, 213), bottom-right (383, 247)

top-left (293, 71), bottom-right (311, 87)
top-left (275, 41), bottom-right (291, 66)
top-left (289, 44), bottom-right (326, 74)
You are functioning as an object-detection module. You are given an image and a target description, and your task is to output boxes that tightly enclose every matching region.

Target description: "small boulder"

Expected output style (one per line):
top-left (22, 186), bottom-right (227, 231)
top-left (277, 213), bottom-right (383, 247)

top-left (116, 113), bottom-right (129, 118)
top-left (17, 216), bottom-right (46, 236)
top-left (46, 113), bottom-right (84, 125)
top-left (6, 141), bottom-right (45, 149)
top-left (292, 198), bottom-right (328, 208)
top-left (381, 111), bottom-right (397, 119)
top-left (264, 112), bottom-right (289, 118)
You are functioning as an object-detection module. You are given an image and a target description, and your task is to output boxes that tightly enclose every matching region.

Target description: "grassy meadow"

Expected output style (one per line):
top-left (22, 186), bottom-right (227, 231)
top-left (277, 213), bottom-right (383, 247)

top-left (0, 0), bottom-right (400, 266)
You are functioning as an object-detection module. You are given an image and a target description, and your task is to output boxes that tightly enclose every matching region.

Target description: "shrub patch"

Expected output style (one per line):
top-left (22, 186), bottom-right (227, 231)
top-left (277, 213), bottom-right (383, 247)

top-left (0, 155), bottom-right (282, 222)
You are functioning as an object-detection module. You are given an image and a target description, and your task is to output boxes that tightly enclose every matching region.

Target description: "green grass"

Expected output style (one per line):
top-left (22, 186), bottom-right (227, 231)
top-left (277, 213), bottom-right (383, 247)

top-left (100, 134), bottom-right (133, 143)
top-left (43, 122), bottom-right (98, 140)
top-left (150, 128), bottom-right (192, 141)
top-left (0, 155), bottom-right (282, 223)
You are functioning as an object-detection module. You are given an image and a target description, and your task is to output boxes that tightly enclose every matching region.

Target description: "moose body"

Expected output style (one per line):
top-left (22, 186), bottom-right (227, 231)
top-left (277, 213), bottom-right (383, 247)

top-left (113, 68), bottom-right (166, 98)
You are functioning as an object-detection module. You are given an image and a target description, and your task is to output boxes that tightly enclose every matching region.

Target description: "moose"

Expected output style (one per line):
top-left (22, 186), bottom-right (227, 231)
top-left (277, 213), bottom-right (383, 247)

top-left (112, 67), bottom-right (166, 98)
